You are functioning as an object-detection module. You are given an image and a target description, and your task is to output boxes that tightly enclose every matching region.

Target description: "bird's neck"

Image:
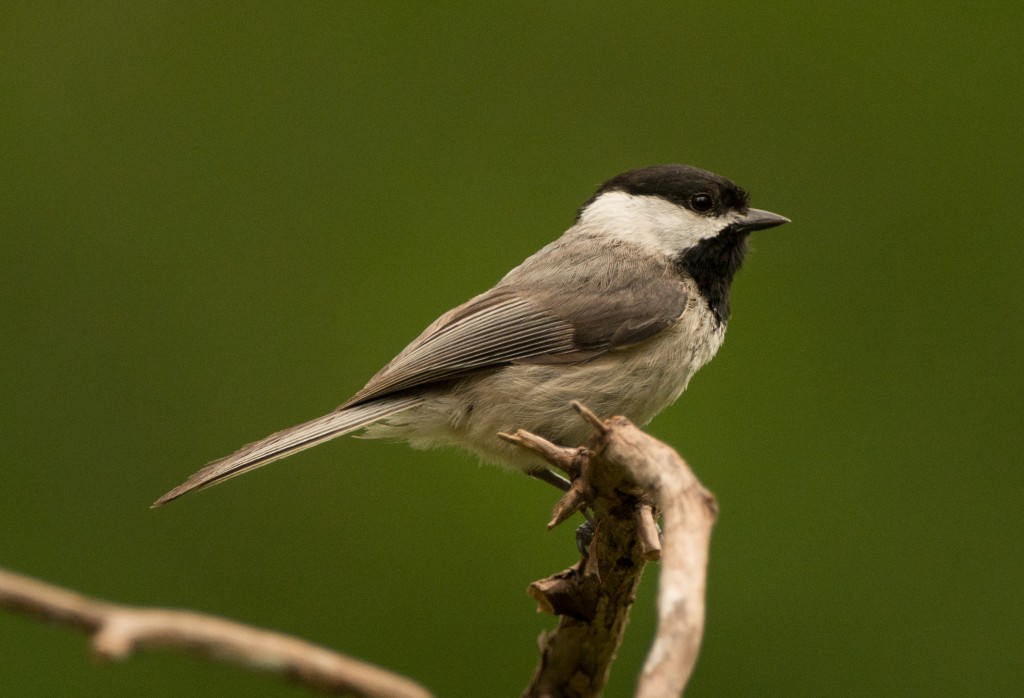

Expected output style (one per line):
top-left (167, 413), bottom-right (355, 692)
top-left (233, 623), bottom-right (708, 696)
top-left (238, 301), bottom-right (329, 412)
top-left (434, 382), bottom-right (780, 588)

top-left (674, 230), bottom-right (751, 325)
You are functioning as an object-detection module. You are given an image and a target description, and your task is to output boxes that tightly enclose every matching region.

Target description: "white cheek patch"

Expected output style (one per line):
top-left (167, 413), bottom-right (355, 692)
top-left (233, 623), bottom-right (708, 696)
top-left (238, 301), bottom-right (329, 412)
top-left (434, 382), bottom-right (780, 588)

top-left (578, 191), bottom-right (728, 257)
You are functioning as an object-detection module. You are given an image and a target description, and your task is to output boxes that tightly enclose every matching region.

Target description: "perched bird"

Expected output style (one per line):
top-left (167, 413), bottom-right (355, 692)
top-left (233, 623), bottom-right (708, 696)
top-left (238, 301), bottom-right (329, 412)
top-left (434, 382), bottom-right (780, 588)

top-left (154, 164), bottom-right (788, 507)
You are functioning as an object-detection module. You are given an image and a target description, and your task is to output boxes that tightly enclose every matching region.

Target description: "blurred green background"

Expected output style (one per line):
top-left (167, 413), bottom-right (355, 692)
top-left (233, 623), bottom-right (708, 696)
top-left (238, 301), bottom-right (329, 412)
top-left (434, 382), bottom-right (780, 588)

top-left (2, 3), bottom-right (1021, 696)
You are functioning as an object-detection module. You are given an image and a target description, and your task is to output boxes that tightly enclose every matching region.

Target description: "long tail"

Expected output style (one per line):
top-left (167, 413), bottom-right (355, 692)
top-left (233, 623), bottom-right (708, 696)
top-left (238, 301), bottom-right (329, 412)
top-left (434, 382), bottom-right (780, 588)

top-left (152, 396), bottom-right (423, 507)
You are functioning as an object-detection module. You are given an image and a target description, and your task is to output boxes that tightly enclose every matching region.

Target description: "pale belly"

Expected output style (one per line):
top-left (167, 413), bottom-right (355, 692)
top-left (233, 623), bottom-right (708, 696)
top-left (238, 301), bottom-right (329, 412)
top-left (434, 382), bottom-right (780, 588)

top-left (363, 310), bottom-right (726, 471)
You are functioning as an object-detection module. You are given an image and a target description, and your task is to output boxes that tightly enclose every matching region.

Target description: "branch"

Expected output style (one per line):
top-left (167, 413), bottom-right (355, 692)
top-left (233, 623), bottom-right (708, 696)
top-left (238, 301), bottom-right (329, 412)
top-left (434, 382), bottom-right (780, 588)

top-left (0, 567), bottom-right (432, 698)
top-left (505, 402), bottom-right (717, 698)
top-left (596, 414), bottom-right (718, 698)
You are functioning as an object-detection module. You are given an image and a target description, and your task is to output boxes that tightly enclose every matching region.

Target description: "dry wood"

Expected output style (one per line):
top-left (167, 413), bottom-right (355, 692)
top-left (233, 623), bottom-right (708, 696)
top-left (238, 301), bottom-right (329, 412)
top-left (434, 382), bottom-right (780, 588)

top-left (0, 567), bottom-right (431, 698)
top-left (510, 402), bottom-right (717, 698)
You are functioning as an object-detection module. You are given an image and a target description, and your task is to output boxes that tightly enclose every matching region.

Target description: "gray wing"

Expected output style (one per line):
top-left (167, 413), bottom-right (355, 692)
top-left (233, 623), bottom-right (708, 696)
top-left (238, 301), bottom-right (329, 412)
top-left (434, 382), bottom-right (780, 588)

top-left (154, 275), bottom-right (691, 506)
top-left (343, 279), bottom-right (691, 407)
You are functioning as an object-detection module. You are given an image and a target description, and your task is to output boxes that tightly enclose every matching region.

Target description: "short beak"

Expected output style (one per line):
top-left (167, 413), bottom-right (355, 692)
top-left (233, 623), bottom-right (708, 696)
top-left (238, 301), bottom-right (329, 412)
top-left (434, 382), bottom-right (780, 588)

top-left (735, 208), bottom-right (790, 232)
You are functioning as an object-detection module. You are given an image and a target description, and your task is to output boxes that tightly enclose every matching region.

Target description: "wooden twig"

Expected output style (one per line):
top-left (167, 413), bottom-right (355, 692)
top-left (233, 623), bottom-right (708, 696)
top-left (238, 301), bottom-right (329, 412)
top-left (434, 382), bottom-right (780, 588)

top-left (513, 405), bottom-right (717, 698)
top-left (0, 567), bottom-right (431, 698)
top-left (499, 430), bottom-right (591, 528)
top-left (598, 417), bottom-right (718, 698)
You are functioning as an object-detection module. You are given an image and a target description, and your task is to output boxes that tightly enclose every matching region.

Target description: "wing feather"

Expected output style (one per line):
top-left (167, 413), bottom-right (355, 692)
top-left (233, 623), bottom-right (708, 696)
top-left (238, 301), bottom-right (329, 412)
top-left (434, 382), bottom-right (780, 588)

top-left (344, 278), bottom-right (691, 408)
top-left (344, 293), bottom-right (576, 406)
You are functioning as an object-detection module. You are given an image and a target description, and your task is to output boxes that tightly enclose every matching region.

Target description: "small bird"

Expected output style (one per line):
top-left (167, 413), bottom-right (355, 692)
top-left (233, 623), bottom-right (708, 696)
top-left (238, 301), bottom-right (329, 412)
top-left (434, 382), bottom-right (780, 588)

top-left (154, 164), bottom-right (788, 507)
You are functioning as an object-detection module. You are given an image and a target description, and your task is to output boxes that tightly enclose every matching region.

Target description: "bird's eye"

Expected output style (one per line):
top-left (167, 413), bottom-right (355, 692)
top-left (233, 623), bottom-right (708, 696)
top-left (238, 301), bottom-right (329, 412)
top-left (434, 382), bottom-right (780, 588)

top-left (691, 193), bottom-right (714, 213)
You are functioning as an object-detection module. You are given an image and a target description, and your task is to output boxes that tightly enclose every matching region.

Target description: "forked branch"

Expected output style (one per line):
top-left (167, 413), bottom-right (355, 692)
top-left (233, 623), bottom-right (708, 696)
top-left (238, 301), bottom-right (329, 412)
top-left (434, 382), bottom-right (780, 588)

top-left (505, 402), bottom-right (718, 698)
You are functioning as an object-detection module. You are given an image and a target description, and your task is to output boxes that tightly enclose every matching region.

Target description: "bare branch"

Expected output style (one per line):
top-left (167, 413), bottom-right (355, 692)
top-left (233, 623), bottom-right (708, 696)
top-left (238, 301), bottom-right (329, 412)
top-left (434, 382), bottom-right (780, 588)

top-left (0, 567), bottom-right (432, 698)
top-left (513, 406), bottom-right (717, 698)
top-left (499, 429), bottom-right (588, 476)
top-left (636, 504), bottom-right (662, 561)
top-left (596, 417), bottom-right (718, 698)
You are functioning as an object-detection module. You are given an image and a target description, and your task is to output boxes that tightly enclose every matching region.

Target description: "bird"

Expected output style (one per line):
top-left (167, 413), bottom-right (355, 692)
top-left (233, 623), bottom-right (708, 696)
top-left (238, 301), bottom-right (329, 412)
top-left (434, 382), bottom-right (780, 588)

top-left (153, 164), bottom-right (788, 507)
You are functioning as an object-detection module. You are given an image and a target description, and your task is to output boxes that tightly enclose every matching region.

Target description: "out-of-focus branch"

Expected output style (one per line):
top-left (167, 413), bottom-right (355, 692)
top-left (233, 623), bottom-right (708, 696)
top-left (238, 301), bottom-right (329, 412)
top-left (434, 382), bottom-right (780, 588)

top-left (0, 567), bottom-right (432, 698)
top-left (503, 402), bottom-right (717, 698)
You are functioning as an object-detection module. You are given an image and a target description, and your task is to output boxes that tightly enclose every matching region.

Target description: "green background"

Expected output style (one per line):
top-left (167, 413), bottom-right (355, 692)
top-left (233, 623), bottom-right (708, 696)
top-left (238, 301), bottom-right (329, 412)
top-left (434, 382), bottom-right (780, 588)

top-left (2, 3), bottom-right (1021, 696)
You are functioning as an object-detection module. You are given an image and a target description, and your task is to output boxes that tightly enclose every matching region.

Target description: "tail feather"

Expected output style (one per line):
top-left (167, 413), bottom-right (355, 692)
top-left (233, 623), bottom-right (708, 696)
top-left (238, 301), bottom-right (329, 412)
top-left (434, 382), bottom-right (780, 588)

top-left (152, 396), bottom-right (423, 507)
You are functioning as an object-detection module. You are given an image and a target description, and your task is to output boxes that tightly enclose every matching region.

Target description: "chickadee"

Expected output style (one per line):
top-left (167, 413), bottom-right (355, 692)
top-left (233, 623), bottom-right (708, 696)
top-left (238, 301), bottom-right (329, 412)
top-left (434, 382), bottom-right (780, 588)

top-left (153, 164), bottom-right (788, 507)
